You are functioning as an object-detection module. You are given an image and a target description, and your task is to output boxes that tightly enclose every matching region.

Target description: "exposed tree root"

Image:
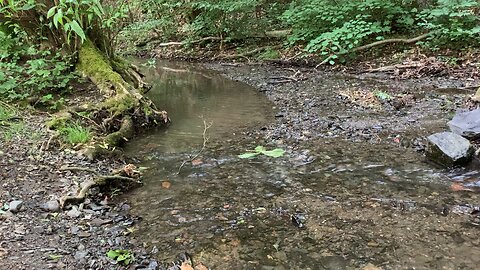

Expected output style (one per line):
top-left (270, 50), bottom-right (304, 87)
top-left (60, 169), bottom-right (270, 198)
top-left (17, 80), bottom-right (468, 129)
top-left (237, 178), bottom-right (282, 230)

top-left (59, 165), bottom-right (142, 209)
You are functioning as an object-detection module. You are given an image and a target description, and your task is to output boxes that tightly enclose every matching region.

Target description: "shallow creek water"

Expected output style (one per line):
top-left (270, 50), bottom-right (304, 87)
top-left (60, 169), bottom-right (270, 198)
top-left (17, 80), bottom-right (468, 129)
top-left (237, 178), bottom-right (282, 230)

top-left (124, 62), bottom-right (480, 269)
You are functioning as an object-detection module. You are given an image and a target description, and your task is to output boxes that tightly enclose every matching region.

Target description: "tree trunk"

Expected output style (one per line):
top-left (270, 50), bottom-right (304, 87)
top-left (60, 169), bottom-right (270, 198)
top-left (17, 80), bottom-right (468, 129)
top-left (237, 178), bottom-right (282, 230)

top-left (74, 39), bottom-right (169, 158)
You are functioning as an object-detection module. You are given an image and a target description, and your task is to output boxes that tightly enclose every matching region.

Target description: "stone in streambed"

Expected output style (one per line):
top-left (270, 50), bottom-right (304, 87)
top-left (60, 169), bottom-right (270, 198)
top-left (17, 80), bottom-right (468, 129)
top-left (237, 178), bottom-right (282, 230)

top-left (67, 206), bottom-right (82, 218)
top-left (9, 200), bottom-right (24, 213)
top-left (448, 109), bottom-right (480, 139)
top-left (426, 132), bottom-right (473, 166)
top-left (40, 200), bottom-right (60, 212)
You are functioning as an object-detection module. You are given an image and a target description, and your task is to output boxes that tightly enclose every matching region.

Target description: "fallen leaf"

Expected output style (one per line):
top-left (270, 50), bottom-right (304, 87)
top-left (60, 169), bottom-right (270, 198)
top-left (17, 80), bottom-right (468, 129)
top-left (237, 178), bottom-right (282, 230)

top-left (451, 183), bottom-right (473, 192)
top-left (191, 159), bottom-right (203, 166)
top-left (162, 181), bottom-right (171, 189)
top-left (195, 263), bottom-right (208, 270)
top-left (180, 262), bottom-right (194, 270)
top-left (123, 164), bottom-right (137, 177)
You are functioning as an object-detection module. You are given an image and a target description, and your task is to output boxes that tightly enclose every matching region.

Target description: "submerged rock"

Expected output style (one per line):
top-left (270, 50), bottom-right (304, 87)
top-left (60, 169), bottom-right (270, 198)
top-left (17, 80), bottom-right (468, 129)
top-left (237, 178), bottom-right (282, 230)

top-left (426, 132), bottom-right (473, 166)
top-left (448, 109), bottom-right (480, 139)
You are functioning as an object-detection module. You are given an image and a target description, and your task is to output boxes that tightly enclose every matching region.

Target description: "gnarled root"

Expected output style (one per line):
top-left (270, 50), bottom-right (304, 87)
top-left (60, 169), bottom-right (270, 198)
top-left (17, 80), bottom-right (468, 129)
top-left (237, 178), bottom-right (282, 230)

top-left (59, 164), bottom-right (142, 209)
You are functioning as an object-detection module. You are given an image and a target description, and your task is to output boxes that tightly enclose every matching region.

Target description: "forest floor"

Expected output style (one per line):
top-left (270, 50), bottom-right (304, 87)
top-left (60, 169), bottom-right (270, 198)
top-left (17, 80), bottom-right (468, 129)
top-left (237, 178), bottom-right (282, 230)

top-left (1, 49), bottom-right (480, 270)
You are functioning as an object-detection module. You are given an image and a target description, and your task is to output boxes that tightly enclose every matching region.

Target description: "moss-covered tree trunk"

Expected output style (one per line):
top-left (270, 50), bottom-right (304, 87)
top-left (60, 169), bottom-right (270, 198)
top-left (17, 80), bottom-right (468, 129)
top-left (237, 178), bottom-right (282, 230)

top-left (73, 39), bottom-right (168, 157)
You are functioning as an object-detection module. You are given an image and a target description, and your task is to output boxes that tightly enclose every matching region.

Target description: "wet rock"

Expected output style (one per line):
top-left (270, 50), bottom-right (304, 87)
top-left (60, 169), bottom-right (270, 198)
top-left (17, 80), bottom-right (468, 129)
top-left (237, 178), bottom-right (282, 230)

top-left (9, 200), bottom-right (23, 213)
top-left (426, 132), bottom-right (473, 166)
top-left (40, 200), bottom-right (60, 212)
top-left (448, 109), bottom-right (480, 139)
top-left (291, 212), bottom-right (306, 229)
top-left (67, 206), bottom-right (82, 218)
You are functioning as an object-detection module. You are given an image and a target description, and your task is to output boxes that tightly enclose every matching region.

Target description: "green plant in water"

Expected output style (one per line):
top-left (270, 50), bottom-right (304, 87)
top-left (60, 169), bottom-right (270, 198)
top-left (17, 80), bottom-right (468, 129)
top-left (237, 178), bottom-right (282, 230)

top-left (238, 146), bottom-right (285, 159)
top-left (106, 249), bottom-right (134, 265)
top-left (59, 123), bottom-right (91, 145)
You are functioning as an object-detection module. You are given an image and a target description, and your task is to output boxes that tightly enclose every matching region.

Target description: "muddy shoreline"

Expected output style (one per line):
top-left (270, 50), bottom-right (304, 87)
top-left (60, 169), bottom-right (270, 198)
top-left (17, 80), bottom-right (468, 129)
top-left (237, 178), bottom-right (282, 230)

top-left (1, 60), bottom-right (480, 269)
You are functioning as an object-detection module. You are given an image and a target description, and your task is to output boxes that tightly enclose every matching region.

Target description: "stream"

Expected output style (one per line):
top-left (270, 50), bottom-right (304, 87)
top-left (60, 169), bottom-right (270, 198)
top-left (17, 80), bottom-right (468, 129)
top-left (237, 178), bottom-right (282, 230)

top-left (124, 61), bottom-right (480, 269)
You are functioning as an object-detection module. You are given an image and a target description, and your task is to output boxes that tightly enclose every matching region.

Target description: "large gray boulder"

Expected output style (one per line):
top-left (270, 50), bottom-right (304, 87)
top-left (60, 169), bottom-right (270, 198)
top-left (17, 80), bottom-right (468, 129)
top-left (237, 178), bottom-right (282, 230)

top-left (448, 109), bottom-right (480, 139)
top-left (426, 132), bottom-right (474, 166)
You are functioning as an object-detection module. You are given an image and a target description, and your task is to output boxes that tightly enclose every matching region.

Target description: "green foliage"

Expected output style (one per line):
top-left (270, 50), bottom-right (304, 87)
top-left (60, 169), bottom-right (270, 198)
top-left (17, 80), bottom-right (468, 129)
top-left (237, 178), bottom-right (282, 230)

top-left (0, 102), bottom-right (17, 123)
top-left (0, 27), bottom-right (76, 100)
top-left (282, 0), bottom-right (416, 61)
top-left (106, 249), bottom-right (135, 265)
top-left (374, 90), bottom-right (393, 101)
top-left (282, 0), bottom-right (479, 59)
top-left (417, 0), bottom-right (480, 48)
top-left (123, 0), bottom-right (286, 44)
top-left (59, 122), bottom-right (92, 145)
top-left (258, 47), bottom-right (280, 60)
top-left (238, 146), bottom-right (285, 159)
top-left (2, 122), bottom-right (27, 141)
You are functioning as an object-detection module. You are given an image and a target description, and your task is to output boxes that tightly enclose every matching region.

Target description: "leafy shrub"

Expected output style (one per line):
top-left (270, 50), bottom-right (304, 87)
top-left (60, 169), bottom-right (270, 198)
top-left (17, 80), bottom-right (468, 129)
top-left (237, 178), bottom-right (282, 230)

top-left (125, 0), bottom-right (286, 43)
top-left (0, 27), bottom-right (76, 100)
top-left (417, 0), bottom-right (480, 48)
top-left (282, 0), bottom-right (416, 59)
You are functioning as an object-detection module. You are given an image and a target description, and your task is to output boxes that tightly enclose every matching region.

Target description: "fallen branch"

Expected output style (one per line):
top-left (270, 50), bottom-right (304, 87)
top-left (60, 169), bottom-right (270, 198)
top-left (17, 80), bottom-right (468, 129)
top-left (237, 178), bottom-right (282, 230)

top-left (153, 36), bottom-right (222, 47)
top-left (59, 165), bottom-right (142, 209)
top-left (215, 45), bottom-right (283, 60)
top-left (365, 63), bottom-right (424, 73)
top-left (316, 32), bottom-right (432, 68)
top-left (350, 32), bottom-right (432, 53)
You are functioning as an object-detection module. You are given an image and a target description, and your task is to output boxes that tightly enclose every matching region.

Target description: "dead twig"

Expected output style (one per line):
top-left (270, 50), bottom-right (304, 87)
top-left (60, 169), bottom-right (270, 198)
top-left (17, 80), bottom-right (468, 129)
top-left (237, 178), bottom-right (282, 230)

top-left (177, 117), bottom-right (212, 174)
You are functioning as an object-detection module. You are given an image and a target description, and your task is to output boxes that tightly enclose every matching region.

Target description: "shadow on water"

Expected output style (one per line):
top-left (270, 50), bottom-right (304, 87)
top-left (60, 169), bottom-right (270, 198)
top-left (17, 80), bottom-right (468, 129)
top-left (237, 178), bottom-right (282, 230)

top-left (124, 62), bottom-right (480, 269)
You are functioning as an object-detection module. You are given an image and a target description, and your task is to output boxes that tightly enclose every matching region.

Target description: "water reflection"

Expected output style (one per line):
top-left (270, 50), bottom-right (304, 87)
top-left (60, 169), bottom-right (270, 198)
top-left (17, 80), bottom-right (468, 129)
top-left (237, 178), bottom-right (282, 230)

top-left (125, 61), bottom-right (272, 154)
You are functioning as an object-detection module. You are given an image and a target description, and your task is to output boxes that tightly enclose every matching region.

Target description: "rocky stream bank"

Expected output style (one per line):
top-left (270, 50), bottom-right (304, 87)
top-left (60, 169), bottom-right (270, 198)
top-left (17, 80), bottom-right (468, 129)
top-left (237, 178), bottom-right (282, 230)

top-left (1, 59), bottom-right (480, 270)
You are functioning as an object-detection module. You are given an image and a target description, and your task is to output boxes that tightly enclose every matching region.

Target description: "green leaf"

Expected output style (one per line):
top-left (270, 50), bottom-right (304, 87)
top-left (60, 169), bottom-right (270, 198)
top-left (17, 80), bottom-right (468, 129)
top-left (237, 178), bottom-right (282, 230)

top-left (254, 145), bottom-right (266, 152)
top-left (47, 7), bottom-right (56, 18)
top-left (68, 20), bottom-right (86, 42)
top-left (106, 250), bottom-right (119, 259)
top-left (261, 148), bottom-right (285, 158)
top-left (238, 152), bottom-right (260, 159)
top-left (374, 90), bottom-right (392, 101)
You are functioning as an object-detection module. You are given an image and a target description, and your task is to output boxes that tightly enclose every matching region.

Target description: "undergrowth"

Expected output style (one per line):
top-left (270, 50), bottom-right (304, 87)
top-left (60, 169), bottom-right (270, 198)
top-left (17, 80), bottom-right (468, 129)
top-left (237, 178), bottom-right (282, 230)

top-left (118, 0), bottom-right (480, 63)
top-left (59, 123), bottom-right (92, 145)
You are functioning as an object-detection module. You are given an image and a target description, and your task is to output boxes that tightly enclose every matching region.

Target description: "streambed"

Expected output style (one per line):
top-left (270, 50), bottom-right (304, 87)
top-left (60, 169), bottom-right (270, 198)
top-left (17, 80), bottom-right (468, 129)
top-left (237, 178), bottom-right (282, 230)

top-left (124, 61), bottom-right (480, 269)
